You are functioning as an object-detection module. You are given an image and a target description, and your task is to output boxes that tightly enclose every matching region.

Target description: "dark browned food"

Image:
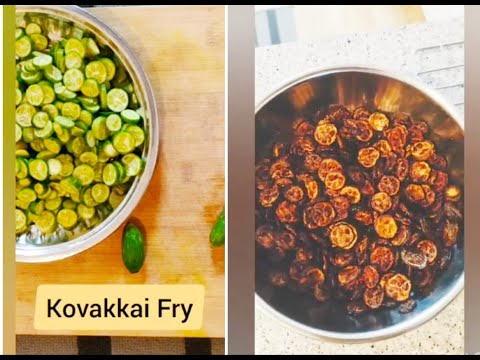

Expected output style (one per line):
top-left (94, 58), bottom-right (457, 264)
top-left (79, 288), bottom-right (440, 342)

top-left (370, 246), bottom-right (395, 272)
top-left (363, 265), bottom-right (380, 289)
top-left (384, 273), bottom-right (412, 301)
top-left (364, 286), bottom-right (385, 309)
top-left (398, 299), bottom-right (417, 314)
top-left (256, 105), bottom-right (464, 315)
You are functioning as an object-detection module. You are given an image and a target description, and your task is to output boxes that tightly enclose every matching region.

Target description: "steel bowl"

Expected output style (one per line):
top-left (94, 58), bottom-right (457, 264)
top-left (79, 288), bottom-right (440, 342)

top-left (16, 5), bottom-right (159, 263)
top-left (255, 66), bottom-right (464, 342)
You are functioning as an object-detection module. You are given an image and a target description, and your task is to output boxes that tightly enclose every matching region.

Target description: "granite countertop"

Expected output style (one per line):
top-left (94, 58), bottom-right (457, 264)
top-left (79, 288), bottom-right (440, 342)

top-left (255, 17), bottom-right (464, 355)
top-left (255, 294), bottom-right (463, 355)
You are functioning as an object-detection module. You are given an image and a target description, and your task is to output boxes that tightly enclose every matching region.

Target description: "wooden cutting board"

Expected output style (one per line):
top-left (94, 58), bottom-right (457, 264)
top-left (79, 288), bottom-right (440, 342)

top-left (16, 5), bottom-right (225, 338)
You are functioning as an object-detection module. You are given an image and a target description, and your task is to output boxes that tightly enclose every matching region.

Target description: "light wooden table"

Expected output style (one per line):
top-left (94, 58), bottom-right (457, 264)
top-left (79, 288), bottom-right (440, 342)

top-left (16, 5), bottom-right (225, 338)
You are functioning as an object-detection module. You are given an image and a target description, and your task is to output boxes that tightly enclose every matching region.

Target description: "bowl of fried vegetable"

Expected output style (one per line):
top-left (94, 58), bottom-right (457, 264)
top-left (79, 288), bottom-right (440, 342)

top-left (15, 5), bottom-right (159, 262)
top-left (255, 66), bottom-right (464, 341)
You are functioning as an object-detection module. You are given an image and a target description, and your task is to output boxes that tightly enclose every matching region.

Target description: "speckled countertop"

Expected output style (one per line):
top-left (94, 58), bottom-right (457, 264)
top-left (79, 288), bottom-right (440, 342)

top-left (255, 17), bottom-right (464, 355)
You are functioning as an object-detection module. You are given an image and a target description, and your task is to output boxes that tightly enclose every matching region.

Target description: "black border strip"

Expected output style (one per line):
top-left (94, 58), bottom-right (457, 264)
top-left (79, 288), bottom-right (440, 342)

top-left (77, 336), bottom-right (112, 355)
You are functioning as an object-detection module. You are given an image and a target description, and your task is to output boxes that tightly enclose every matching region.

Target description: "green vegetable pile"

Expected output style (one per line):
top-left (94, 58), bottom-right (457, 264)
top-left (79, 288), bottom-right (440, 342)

top-left (15, 20), bottom-right (147, 240)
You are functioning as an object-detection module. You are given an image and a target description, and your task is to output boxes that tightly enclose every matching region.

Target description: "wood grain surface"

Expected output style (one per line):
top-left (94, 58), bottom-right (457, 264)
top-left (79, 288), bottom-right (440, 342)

top-left (16, 5), bottom-right (225, 338)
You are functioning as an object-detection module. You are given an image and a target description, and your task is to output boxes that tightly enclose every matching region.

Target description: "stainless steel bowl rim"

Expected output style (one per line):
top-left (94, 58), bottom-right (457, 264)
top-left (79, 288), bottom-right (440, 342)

top-left (16, 5), bottom-right (159, 263)
top-left (255, 65), bottom-right (464, 342)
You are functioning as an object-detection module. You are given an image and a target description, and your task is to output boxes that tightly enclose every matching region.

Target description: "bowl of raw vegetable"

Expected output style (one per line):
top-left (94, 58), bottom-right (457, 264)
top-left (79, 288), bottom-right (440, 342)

top-left (15, 5), bottom-right (159, 263)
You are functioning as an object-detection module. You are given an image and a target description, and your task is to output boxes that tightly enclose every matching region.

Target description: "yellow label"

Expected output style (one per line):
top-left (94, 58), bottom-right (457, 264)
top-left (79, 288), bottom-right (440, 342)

top-left (34, 284), bottom-right (205, 331)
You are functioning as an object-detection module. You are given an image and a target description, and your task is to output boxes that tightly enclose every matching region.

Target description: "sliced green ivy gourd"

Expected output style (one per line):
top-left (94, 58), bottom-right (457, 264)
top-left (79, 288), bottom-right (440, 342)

top-left (15, 21), bottom-right (148, 238)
